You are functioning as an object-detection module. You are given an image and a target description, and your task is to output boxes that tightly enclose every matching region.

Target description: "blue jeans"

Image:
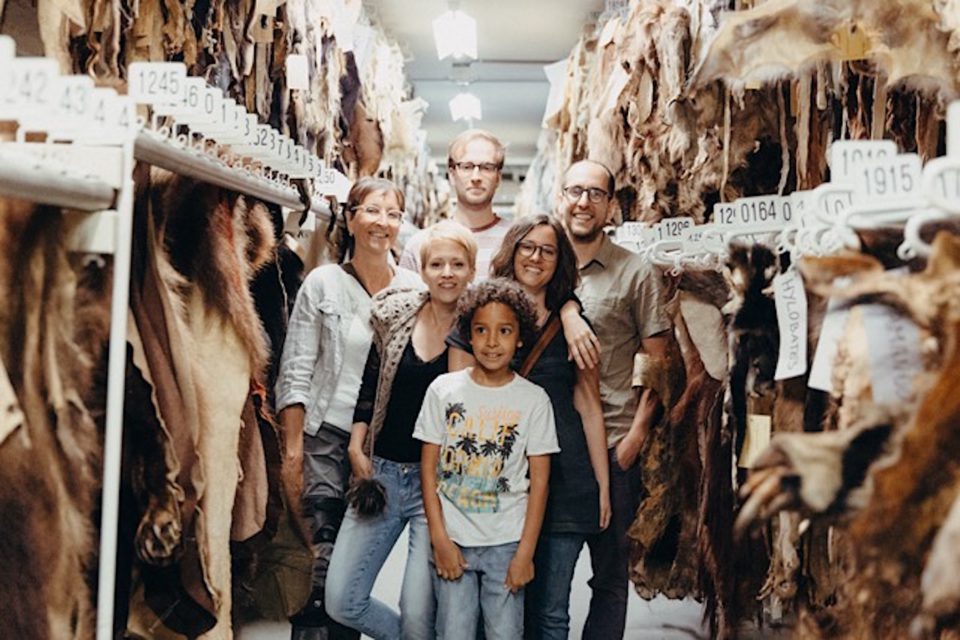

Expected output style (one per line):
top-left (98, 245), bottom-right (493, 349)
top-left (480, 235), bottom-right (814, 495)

top-left (525, 533), bottom-right (587, 640)
top-left (433, 542), bottom-right (523, 640)
top-left (325, 457), bottom-right (434, 640)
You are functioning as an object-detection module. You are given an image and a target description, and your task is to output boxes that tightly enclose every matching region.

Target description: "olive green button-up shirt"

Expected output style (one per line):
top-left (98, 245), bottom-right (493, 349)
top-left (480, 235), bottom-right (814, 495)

top-left (576, 236), bottom-right (671, 447)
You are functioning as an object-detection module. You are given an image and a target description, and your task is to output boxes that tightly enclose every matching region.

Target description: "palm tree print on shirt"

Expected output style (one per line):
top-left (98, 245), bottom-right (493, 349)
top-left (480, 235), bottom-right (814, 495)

top-left (438, 402), bottom-right (523, 512)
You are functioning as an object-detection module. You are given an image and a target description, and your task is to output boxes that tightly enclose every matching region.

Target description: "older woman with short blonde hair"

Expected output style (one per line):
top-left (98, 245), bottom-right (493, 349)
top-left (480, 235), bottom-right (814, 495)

top-left (325, 220), bottom-right (478, 640)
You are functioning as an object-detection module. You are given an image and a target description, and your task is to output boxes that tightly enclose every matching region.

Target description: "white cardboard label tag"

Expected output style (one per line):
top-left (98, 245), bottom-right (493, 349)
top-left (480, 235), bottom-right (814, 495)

top-left (852, 153), bottom-right (921, 203)
top-left (286, 53), bottom-right (310, 90)
top-left (861, 304), bottom-right (923, 405)
top-left (808, 278), bottom-right (851, 392)
top-left (829, 139), bottom-right (897, 184)
top-left (774, 269), bottom-right (808, 380)
top-left (739, 414), bottom-right (772, 469)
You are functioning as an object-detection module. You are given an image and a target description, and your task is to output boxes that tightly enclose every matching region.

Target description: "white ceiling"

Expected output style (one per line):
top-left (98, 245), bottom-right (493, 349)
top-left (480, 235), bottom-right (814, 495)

top-left (365, 0), bottom-right (604, 167)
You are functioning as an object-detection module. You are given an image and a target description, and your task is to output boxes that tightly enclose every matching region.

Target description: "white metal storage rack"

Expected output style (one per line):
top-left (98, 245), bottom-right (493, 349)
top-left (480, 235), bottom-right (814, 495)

top-left (0, 36), bottom-right (344, 640)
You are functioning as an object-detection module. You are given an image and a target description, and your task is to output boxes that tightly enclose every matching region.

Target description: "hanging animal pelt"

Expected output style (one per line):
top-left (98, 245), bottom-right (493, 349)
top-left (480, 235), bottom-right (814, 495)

top-left (703, 243), bottom-right (779, 638)
top-left (0, 199), bottom-right (111, 640)
top-left (736, 233), bottom-right (960, 637)
top-left (123, 167), bottom-right (278, 639)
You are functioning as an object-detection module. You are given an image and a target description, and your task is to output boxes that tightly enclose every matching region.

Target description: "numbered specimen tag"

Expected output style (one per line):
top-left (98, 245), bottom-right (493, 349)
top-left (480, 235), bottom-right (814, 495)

top-left (128, 62), bottom-right (187, 105)
top-left (829, 139), bottom-right (897, 184)
top-left (654, 217), bottom-right (693, 241)
top-left (53, 76), bottom-right (95, 122)
top-left (812, 183), bottom-right (855, 225)
top-left (716, 195), bottom-right (792, 228)
top-left (923, 157), bottom-right (960, 213)
top-left (852, 153), bottom-right (921, 203)
top-left (6, 58), bottom-right (59, 114)
top-left (618, 221), bottom-right (652, 246)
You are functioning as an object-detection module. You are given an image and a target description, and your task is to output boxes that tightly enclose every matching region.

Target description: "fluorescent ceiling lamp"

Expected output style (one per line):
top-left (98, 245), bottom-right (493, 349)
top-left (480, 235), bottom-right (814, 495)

top-left (433, 10), bottom-right (478, 60)
top-left (449, 92), bottom-right (482, 122)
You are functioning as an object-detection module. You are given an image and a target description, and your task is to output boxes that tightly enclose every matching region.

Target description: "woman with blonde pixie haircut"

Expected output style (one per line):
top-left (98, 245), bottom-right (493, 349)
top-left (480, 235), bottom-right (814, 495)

top-left (325, 220), bottom-right (477, 639)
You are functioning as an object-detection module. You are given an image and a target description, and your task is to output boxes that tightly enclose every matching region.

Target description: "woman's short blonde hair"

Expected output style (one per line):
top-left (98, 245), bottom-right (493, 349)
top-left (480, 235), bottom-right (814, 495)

top-left (418, 219), bottom-right (478, 272)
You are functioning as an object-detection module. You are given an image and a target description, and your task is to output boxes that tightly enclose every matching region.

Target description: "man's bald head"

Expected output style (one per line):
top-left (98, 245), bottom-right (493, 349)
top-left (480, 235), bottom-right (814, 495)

top-left (565, 160), bottom-right (615, 196)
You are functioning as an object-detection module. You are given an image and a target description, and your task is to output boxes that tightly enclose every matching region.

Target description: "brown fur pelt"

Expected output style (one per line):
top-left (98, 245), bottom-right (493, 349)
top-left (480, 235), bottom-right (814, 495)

top-left (152, 168), bottom-right (274, 380)
top-left (0, 199), bottom-right (109, 639)
top-left (629, 285), bottom-right (717, 600)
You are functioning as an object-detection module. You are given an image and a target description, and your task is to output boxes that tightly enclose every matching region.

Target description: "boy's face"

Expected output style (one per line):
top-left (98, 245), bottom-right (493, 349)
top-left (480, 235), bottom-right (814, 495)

top-left (469, 302), bottom-right (522, 375)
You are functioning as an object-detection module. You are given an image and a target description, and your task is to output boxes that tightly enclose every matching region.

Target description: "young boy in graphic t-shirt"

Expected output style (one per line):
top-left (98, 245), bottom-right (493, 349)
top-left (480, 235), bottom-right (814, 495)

top-left (414, 279), bottom-right (559, 640)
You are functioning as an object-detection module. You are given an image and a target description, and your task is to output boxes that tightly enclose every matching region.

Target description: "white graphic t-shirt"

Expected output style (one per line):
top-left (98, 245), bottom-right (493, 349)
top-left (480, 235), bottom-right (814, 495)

top-left (414, 369), bottom-right (559, 547)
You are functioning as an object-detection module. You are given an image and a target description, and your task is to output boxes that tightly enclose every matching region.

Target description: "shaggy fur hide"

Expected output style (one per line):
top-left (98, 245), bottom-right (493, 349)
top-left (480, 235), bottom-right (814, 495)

top-left (124, 167), bottom-right (277, 639)
top-left (0, 199), bottom-right (110, 639)
top-left (629, 277), bottom-right (728, 601)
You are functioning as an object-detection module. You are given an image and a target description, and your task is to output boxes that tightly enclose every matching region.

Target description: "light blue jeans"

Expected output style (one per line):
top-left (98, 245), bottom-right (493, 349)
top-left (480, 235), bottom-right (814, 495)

top-left (325, 457), bottom-right (434, 640)
top-left (433, 542), bottom-right (523, 640)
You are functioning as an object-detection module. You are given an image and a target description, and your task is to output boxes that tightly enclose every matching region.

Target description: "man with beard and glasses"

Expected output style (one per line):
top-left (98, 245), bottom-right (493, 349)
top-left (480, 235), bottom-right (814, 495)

top-left (557, 160), bottom-right (671, 640)
top-left (404, 131), bottom-right (603, 371)
top-left (400, 129), bottom-right (513, 280)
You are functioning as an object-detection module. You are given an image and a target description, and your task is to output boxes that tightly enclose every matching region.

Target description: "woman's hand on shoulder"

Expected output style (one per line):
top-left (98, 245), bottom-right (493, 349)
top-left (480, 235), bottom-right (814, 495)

top-left (560, 304), bottom-right (601, 370)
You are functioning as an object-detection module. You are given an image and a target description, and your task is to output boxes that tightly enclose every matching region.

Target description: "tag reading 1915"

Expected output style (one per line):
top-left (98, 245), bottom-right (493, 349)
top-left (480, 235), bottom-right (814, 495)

top-left (852, 153), bottom-right (921, 202)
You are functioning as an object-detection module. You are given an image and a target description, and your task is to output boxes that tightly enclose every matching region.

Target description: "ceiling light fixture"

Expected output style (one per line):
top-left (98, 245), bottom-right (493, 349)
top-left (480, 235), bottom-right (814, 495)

top-left (449, 91), bottom-right (482, 123)
top-left (432, 6), bottom-right (478, 61)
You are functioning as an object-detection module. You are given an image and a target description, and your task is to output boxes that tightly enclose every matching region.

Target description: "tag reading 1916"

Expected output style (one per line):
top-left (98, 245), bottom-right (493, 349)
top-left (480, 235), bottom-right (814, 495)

top-left (829, 139), bottom-right (897, 184)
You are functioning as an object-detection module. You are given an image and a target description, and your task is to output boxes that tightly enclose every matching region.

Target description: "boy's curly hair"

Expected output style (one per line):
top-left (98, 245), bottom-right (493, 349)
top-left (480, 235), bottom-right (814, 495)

top-left (457, 278), bottom-right (539, 351)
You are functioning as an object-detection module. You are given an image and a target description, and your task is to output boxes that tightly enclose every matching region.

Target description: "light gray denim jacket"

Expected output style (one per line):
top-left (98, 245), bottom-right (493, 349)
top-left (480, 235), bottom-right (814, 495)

top-left (274, 263), bottom-right (422, 436)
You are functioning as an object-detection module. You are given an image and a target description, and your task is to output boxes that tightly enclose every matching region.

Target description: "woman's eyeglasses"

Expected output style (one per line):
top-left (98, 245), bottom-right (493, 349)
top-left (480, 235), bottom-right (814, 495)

top-left (353, 205), bottom-right (404, 223)
top-left (517, 240), bottom-right (558, 262)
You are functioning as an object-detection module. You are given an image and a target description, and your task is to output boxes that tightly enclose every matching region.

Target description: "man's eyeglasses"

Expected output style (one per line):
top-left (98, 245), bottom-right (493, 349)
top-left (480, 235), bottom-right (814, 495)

top-left (353, 205), bottom-right (404, 223)
top-left (517, 240), bottom-right (558, 262)
top-left (562, 185), bottom-right (610, 203)
top-left (451, 161), bottom-right (502, 175)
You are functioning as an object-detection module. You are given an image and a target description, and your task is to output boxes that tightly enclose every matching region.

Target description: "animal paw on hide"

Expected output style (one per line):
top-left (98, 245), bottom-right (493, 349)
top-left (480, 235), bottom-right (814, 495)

top-left (734, 418), bottom-right (894, 537)
top-left (136, 491), bottom-right (183, 566)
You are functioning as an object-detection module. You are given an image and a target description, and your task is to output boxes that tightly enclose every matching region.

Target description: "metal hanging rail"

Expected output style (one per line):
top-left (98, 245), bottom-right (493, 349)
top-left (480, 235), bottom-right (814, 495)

top-left (0, 149), bottom-right (116, 211)
top-left (135, 130), bottom-right (331, 217)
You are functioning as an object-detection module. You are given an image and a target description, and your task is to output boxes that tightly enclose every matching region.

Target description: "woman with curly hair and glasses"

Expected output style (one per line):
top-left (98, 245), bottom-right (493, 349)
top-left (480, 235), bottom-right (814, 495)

top-left (448, 214), bottom-right (611, 639)
top-left (275, 177), bottom-right (422, 639)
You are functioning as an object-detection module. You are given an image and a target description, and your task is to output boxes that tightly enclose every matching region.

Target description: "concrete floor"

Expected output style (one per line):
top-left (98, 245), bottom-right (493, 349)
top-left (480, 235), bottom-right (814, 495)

top-left (237, 530), bottom-right (711, 640)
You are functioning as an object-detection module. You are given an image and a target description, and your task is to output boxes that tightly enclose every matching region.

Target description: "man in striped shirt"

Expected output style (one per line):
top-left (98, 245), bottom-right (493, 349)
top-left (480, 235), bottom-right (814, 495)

top-left (400, 129), bottom-right (512, 280)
